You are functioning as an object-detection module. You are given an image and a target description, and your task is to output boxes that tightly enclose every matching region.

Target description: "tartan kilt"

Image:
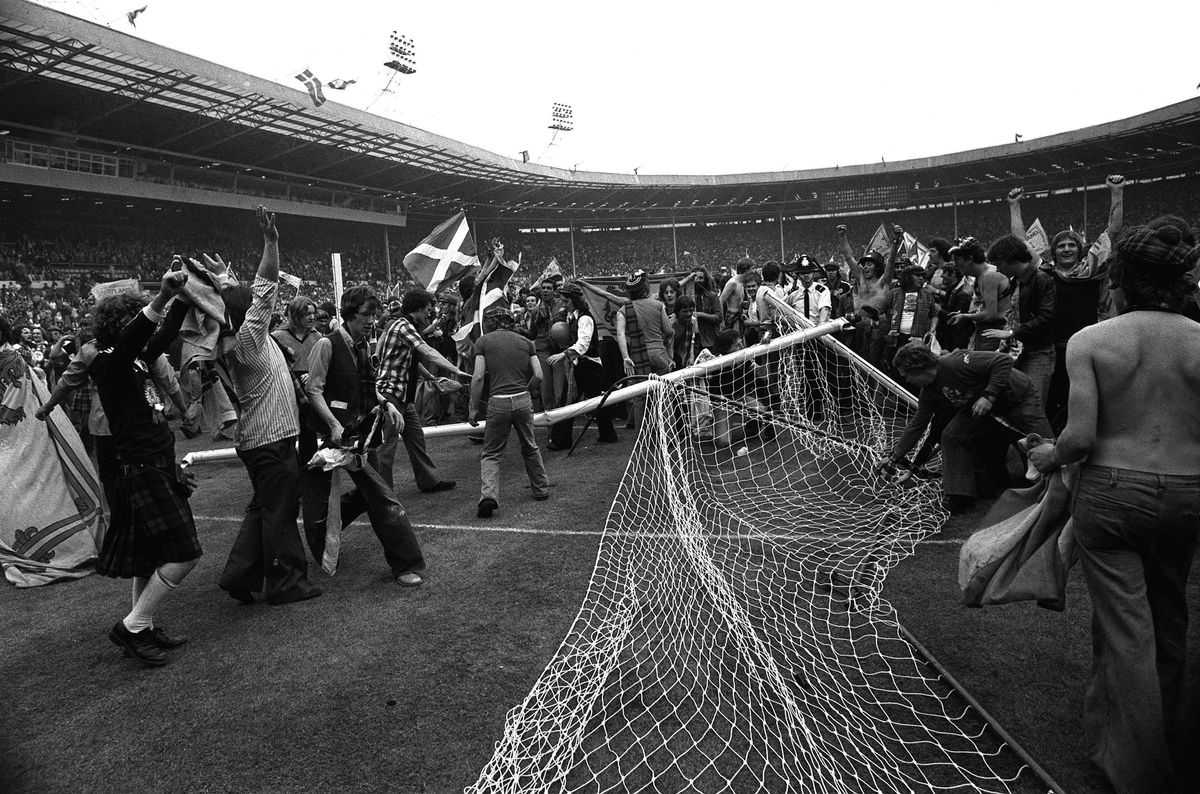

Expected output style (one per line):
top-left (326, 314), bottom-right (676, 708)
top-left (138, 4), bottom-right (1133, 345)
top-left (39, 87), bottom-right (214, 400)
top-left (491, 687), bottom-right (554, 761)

top-left (97, 454), bottom-right (202, 578)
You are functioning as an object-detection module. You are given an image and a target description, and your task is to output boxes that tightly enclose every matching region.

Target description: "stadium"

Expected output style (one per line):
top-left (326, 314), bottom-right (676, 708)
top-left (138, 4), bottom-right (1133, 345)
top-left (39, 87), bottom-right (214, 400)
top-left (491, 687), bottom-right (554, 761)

top-left (3, 1), bottom-right (1200, 792)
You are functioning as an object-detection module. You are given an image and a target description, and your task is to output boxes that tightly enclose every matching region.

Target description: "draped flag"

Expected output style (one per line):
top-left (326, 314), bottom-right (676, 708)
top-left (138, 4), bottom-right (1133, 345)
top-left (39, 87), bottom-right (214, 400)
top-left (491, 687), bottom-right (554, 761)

top-left (452, 255), bottom-right (518, 344)
top-left (295, 69), bottom-right (326, 107)
top-left (577, 273), bottom-right (686, 338)
top-left (403, 211), bottom-right (478, 293)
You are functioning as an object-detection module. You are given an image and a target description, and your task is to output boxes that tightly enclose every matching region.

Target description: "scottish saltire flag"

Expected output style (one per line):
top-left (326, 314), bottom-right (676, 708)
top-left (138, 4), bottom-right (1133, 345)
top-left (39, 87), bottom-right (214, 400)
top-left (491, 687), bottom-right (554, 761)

top-left (404, 211), bottom-right (478, 293)
top-left (452, 256), bottom-right (518, 343)
top-left (865, 223), bottom-right (892, 258)
top-left (902, 232), bottom-right (931, 269)
top-left (295, 69), bottom-right (326, 107)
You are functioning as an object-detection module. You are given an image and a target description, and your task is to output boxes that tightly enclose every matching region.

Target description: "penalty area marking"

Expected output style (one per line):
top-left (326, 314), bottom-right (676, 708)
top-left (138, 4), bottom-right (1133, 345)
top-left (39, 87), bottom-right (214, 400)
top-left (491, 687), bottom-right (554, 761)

top-left (192, 515), bottom-right (963, 545)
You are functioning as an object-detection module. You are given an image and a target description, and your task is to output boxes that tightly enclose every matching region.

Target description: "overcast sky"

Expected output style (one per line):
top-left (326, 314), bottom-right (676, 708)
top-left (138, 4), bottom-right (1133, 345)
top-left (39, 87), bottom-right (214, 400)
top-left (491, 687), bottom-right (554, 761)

top-left (32, 0), bottom-right (1200, 176)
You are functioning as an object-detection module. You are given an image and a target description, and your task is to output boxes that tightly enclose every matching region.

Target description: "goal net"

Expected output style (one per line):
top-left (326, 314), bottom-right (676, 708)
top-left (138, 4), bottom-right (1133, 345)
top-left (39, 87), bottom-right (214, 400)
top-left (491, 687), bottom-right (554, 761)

top-left (468, 308), bottom-right (1032, 794)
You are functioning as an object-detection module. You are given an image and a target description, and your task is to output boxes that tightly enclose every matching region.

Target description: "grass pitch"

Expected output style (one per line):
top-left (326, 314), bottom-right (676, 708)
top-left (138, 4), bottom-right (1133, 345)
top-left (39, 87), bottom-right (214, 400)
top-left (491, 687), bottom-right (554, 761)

top-left (3, 426), bottom-right (1199, 793)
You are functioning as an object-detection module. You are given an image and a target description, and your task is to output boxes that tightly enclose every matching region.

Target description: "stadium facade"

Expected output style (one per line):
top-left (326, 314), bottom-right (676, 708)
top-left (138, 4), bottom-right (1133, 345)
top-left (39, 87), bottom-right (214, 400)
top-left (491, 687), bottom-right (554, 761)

top-left (3, 0), bottom-right (1200, 240)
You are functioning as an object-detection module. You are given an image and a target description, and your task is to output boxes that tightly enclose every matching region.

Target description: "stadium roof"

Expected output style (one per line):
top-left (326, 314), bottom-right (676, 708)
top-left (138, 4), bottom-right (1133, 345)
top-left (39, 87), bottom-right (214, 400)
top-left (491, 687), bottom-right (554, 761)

top-left (4, 0), bottom-right (1200, 229)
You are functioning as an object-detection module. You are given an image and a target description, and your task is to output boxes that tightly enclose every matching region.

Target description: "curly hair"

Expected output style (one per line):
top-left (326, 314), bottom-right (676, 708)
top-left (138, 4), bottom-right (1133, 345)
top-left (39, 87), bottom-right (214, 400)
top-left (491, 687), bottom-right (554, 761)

top-left (92, 291), bottom-right (150, 348)
top-left (986, 234), bottom-right (1033, 266)
top-left (1109, 223), bottom-right (1200, 313)
top-left (891, 341), bottom-right (938, 374)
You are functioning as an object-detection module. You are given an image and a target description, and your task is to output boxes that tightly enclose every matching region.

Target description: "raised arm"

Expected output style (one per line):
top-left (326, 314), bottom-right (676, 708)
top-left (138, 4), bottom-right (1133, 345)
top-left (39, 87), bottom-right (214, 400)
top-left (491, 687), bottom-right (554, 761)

top-left (1007, 188), bottom-right (1025, 238)
top-left (1104, 175), bottom-right (1125, 240)
top-left (255, 205), bottom-right (280, 282)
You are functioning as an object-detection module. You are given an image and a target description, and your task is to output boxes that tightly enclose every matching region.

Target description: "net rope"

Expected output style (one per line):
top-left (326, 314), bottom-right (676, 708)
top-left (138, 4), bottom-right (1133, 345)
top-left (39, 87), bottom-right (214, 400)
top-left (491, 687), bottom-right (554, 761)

top-left (468, 310), bottom-right (1032, 794)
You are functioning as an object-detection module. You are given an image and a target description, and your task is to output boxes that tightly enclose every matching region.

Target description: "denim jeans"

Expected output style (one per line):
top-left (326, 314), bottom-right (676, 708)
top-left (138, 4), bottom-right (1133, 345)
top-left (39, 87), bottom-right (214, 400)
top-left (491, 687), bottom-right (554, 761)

top-left (481, 392), bottom-right (549, 506)
top-left (1072, 465), bottom-right (1200, 793)
top-left (223, 437), bottom-right (320, 601)
top-left (1016, 345), bottom-right (1055, 409)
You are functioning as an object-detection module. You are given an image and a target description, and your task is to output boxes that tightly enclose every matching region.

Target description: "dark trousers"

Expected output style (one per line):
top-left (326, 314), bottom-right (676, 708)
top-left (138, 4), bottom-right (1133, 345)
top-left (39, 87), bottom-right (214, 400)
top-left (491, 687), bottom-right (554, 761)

top-left (939, 387), bottom-right (1051, 498)
top-left (1072, 466), bottom-right (1200, 793)
top-left (301, 453), bottom-right (425, 578)
top-left (377, 401), bottom-right (441, 491)
top-left (94, 433), bottom-right (120, 515)
top-left (222, 437), bottom-right (319, 601)
top-left (1046, 342), bottom-right (1070, 435)
top-left (550, 356), bottom-right (616, 447)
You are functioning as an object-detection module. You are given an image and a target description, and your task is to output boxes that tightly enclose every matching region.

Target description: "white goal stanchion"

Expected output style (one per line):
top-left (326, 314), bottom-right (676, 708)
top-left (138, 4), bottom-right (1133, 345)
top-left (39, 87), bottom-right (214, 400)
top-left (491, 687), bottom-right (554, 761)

top-left (180, 320), bottom-right (849, 467)
top-left (466, 309), bottom-right (1040, 794)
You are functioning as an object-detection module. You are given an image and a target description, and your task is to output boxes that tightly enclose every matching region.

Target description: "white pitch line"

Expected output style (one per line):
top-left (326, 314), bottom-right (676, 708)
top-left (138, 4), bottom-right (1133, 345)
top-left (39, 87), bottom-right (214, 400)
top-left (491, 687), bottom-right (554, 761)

top-left (192, 515), bottom-right (964, 545)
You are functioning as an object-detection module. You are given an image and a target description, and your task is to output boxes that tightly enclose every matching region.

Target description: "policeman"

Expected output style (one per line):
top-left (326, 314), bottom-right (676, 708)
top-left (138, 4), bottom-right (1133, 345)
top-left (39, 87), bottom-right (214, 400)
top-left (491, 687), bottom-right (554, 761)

top-left (788, 256), bottom-right (832, 324)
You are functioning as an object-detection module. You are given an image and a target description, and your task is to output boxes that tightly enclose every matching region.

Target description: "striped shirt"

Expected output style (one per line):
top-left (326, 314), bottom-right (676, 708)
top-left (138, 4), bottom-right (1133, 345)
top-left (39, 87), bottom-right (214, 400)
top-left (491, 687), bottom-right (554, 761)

top-left (225, 276), bottom-right (299, 450)
top-left (376, 315), bottom-right (427, 405)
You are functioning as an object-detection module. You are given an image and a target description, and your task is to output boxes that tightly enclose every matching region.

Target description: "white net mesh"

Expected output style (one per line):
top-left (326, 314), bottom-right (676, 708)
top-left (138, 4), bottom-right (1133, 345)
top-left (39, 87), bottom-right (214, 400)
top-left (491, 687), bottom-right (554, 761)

top-left (468, 313), bottom-right (1035, 794)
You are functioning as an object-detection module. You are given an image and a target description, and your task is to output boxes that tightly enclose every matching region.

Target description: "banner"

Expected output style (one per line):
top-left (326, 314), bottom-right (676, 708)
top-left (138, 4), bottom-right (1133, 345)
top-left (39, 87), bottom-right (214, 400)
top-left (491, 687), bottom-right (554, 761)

top-left (1024, 218), bottom-right (1050, 258)
top-left (331, 253), bottom-right (343, 319)
top-left (279, 271), bottom-right (302, 290)
top-left (578, 272), bottom-right (686, 338)
top-left (902, 232), bottom-right (930, 269)
top-left (90, 278), bottom-right (140, 301)
top-left (531, 258), bottom-right (562, 288)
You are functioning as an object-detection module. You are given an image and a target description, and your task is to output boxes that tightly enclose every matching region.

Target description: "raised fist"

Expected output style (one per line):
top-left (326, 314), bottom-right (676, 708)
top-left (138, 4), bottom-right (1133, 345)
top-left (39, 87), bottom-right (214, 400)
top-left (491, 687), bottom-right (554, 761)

top-left (1007, 187), bottom-right (1024, 204)
top-left (161, 270), bottom-right (188, 296)
top-left (892, 224), bottom-right (905, 240)
top-left (835, 224), bottom-right (848, 236)
top-left (1106, 174), bottom-right (1125, 187)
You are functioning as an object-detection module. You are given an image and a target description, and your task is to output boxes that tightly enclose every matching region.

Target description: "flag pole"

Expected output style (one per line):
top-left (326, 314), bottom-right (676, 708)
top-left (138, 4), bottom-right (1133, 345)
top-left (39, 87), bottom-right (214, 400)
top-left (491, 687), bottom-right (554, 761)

top-left (671, 218), bottom-right (678, 270)
top-left (778, 214), bottom-right (785, 262)
top-left (569, 219), bottom-right (577, 278)
top-left (383, 226), bottom-right (392, 287)
top-left (952, 198), bottom-right (959, 238)
top-left (1081, 182), bottom-right (1088, 241)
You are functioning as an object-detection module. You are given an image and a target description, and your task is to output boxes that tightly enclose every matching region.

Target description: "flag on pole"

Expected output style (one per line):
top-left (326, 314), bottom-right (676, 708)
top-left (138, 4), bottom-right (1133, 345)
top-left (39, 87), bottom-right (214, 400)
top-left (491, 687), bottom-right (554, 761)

top-left (452, 255), bottom-right (518, 344)
top-left (1024, 218), bottom-right (1050, 258)
top-left (295, 69), bottom-right (326, 107)
top-left (403, 211), bottom-right (478, 293)
top-left (902, 232), bottom-right (931, 269)
top-left (865, 223), bottom-right (892, 258)
top-left (531, 258), bottom-right (562, 288)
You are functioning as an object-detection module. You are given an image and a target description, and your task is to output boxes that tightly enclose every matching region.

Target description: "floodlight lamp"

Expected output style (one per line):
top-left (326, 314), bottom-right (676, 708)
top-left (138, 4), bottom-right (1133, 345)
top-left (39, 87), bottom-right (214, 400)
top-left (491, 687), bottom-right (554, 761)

top-left (385, 31), bottom-right (417, 74)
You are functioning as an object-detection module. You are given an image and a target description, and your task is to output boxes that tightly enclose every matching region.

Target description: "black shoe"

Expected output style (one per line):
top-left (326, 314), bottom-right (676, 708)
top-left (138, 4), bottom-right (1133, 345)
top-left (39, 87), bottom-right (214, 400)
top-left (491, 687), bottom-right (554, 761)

top-left (596, 434), bottom-right (619, 444)
top-left (477, 498), bottom-right (498, 518)
top-left (266, 586), bottom-right (323, 606)
top-left (109, 622), bottom-right (168, 667)
top-left (220, 585), bottom-right (255, 605)
top-left (533, 493), bottom-right (549, 501)
top-left (147, 626), bottom-right (189, 648)
top-left (420, 480), bottom-right (457, 493)
top-left (546, 442), bottom-right (567, 451)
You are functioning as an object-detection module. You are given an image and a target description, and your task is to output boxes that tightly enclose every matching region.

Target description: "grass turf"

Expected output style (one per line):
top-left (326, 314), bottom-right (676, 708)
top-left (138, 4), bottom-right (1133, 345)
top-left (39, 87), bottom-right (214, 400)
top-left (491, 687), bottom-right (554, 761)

top-left (3, 426), bottom-right (1198, 793)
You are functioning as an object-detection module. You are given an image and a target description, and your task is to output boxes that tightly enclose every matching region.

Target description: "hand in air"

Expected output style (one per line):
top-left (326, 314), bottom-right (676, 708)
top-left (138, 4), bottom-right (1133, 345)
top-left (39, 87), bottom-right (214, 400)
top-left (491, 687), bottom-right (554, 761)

top-left (1006, 187), bottom-right (1024, 204)
top-left (1106, 175), bottom-right (1124, 188)
top-left (257, 205), bottom-right (278, 242)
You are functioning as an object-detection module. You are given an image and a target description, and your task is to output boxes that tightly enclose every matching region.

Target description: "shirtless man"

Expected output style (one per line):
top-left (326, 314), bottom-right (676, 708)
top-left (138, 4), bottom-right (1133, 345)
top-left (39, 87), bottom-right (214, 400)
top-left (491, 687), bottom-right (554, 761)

top-left (1029, 221), bottom-right (1200, 794)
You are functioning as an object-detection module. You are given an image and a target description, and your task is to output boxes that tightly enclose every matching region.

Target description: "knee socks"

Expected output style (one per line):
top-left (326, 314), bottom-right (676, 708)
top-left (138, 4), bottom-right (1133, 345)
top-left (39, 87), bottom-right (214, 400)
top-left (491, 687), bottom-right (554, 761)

top-left (122, 570), bottom-right (177, 633)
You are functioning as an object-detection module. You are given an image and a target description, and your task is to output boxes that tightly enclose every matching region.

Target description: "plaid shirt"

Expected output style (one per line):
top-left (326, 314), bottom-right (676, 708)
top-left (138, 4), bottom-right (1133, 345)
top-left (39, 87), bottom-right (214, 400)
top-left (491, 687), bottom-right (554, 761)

top-left (376, 315), bottom-right (427, 404)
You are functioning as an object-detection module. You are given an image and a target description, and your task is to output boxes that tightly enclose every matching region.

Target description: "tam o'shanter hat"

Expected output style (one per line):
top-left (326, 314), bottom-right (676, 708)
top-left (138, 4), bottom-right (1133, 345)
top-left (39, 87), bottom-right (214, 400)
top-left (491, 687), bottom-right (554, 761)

top-left (625, 269), bottom-right (649, 290)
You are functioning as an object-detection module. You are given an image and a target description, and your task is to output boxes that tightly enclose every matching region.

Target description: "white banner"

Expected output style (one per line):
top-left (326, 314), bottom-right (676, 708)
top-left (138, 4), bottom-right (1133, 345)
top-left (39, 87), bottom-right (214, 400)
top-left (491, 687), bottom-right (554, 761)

top-left (90, 278), bottom-right (140, 301)
top-left (1024, 218), bottom-right (1049, 258)
top-left (279, 270), bottom-right (302, 290)
top-left (331, 253), bottom-right (343, 319)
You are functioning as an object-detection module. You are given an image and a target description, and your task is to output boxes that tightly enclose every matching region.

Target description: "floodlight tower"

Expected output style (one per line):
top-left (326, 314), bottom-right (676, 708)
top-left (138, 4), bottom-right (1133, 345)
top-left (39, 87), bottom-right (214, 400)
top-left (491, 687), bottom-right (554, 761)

top-left (549, 103), bottom-right (574, 132)
top-left (385, 32), bottom-right (416, 74)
